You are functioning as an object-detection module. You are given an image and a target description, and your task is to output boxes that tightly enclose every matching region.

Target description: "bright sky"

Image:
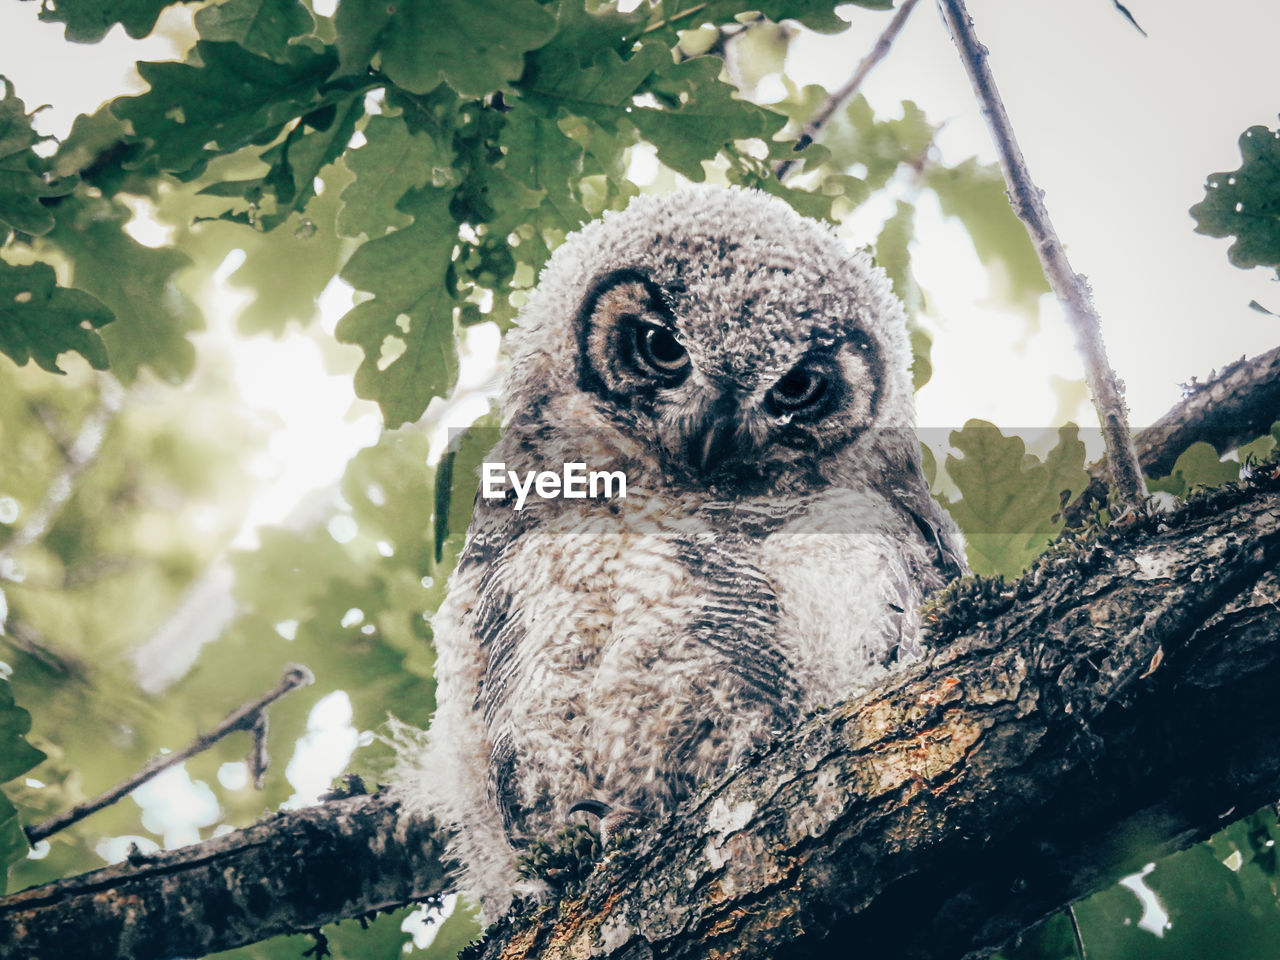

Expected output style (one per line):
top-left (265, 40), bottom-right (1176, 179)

top-left (802, 0), bottom-right (1280, 430)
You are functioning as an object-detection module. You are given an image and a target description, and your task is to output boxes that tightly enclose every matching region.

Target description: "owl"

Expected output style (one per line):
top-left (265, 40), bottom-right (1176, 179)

top-left (393, 186), bottom-right (965, 921)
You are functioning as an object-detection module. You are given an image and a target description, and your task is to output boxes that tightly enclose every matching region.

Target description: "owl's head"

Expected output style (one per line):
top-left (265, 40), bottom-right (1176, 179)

top-left (503, 187), bottom-right (920, 497)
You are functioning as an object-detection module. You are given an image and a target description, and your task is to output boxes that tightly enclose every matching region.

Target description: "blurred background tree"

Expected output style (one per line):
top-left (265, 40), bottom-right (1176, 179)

top-left (0, 1), bottom-right (1277, 957)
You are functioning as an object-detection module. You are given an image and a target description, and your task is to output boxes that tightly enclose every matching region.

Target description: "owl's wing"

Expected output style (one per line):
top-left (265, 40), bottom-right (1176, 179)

top-left (672, 533), bottom-right (806, 715)
top-left (410, 495), bottom-right (542, 915)
top-left (903, 496), bottom-right (967, 581)
top-left (452, 498), bottom-right (542, 831)
top-left (888, 481), bottom-right (967, 660)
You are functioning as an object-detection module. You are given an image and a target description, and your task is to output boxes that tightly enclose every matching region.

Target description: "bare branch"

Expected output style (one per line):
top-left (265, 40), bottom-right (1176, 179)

top-left (1068, 905), bottom-right (1088, 960)
top-left (640, 2), bottom-right (709, 36)
top-left (774, 0), bottom-right (922, 182)
top-left (937, 0), bottom-right (1147, 509)
top-left (1137, 345), bottom-right (1280, 476)
top-left (1, 791), bottom-right (449, 960)
top-left (24, 666), bottom-right (314, 845)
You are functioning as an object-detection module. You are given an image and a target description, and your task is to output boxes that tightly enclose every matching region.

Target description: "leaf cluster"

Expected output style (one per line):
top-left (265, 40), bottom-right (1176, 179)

top-left (1003, 811), bottom-right (1280, 960)
top-left (4, 0), bottom-right (894, 428)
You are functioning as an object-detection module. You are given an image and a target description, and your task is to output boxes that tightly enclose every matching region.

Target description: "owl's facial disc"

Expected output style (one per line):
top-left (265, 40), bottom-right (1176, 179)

top-left (576, 269), bottom-right (879, 488)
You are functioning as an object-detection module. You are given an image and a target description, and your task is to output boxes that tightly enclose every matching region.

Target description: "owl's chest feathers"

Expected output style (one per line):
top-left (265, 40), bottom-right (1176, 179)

top-left (477, 489), bottom-right (934, 752)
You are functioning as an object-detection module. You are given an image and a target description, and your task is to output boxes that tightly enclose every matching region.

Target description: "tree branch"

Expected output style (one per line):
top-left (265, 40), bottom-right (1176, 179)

top-left (24, 666), bottom-right (314, 845)
top-left (0, 791), bottom-right (450, 960)
top-left (469, 473), bottom-right (1280, 959)
top-left (1065, 344), bottom-right (1280, 523)
top-left (6, 470), bottom-right (1280, 959)
top-left (1137, 344), bottom-right (1280, 476)
top-left (937, 0), bottom-right (1147, 510)
top-left (773, 0), bottom-right (922, 182)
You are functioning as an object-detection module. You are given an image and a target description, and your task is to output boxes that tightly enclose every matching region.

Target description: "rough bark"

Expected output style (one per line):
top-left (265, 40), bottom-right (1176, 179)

top-left (473, 474), bottom-right (1280, 960)
top-left (4, 471), bottom-right (1279, 960)
top-left (0, 792), bottom-right (450, 960)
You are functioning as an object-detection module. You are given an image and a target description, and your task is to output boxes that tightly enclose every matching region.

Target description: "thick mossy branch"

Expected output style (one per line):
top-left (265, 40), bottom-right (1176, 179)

top-left (470, 470), bottom-right (1280, 960)
top-left (4, 473), bottom-right (1280, 960)
top-left (0, 793), bottom-right (449, 960)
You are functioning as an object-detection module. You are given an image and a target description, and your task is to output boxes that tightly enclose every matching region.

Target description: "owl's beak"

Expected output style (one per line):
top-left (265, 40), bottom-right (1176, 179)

top-left (686, 395), bottom-right (750, 477)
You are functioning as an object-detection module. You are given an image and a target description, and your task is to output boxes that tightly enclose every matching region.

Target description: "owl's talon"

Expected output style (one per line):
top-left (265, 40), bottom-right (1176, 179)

top-left (568, 799), bottom-right (646, 848)
top-left (567, 798), bottom-right (611, 821)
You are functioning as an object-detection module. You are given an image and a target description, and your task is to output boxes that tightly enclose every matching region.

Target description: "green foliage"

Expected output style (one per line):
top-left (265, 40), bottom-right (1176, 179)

top-left (113, 41), bottom-right (344, 180)
top-left (434, 417), bottom-right (500, 567)
top-left (0, 79), bottom-right (65, 238)
top-left (926, 158), bottom-right (1051, 314)
top-left (629, 55), bottom-right (787, 181)
top-left (6, 0), bottom-right (1031, 429)
top-left (1144, 425), bottom-right (1280, 498)
top-left (0, 262), bottom-right (112, 373)
top-left (1004, 811), bottom-right (1280, 960)
top-left (209, 899), bottom-right (480, 960)
top-left (942, 421), bottom-right (1089, 578)
top-left (1239, 422), bottom-right (1280, 465)
top-left (0, 677), bottom-right (45, 891)
top-left (215, 429), bottom-right (445, 732)
top-left (1146, 441), bottom-right (1240, 498)
top-left (336, 0), bottom-right (557, 98)
top-left (47, 194), bottom-right (201, 383)
top-left (874, 200), bottom-right (932, 390)
top-left (337, 114), bottom-right (452, 239)
top-left (642, 0), bottom-right (879, 42)
top-left (337, 187), bottom-right (460, 428)
top-left (845, 96), bottom-right (934, 191)
top-left (193, 0), bottom-right (315, 60)
top-left (2, 357), bottom-right (263, 891)
top-left (207, 168), bottom-right (353, 335)
top-left (1191, 125), bottom-right (1280, 277)
top-left (33, 0), bottom-right (183, 42)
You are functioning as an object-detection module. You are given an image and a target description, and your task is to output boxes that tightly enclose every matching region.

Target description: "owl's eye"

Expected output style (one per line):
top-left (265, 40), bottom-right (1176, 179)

top-left (631, 323), bottom-right (690, 381)
top-left (767, 366), bottom-right (829, 416)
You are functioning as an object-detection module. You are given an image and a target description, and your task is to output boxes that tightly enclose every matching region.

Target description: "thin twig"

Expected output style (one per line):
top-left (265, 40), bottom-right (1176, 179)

top-left (640, 2), bottom-right (708, 36)
top-left (937, 0), bottom-right (1147, 510)
top-left (0, 376), bottom-right (124, 568)
top-left (25, 666), bottom-right (314, 845)
top-left (1068, 904), bottom-right (1088, 959)
top-left (1111, 0), bottom-right (1148, 37)
top-left (774, 0), bottom-right (923, 182)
